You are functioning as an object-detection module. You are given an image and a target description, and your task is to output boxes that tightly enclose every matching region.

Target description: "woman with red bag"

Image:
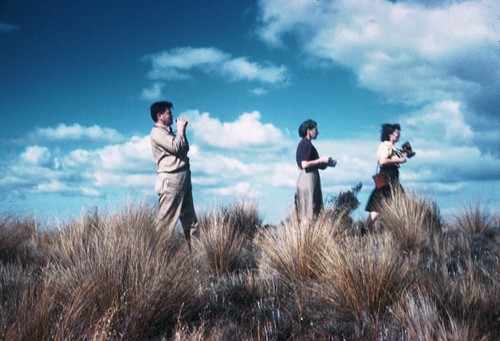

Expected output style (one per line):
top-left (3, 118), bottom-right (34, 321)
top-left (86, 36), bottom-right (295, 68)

top-left (363, 123), bottom-right (407, 234)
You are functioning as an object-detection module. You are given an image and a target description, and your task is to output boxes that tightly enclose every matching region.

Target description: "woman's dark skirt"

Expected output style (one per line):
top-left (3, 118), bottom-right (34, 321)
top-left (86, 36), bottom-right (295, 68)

top-left (365, 166), bottom-right (403, 212)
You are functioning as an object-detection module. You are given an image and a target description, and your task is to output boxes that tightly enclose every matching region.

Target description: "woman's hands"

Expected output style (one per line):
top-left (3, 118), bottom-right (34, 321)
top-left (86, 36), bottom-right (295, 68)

top-left (301, 156), bottom-right (333, 170)
top-left (380, 155), bottom-right (406, 166)
top-left (321, 156), bottom-right (333, 164)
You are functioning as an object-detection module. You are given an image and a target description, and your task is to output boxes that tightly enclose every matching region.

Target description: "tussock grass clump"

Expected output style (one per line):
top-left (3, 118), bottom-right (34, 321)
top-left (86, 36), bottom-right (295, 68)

top-left (453, 202), bottom-right (498, 237)
top-left (390, 290), bottom-right (479, 341)
top-left (196, 202), bottom-right (261, 276)
top-left (378, 187), bottom-right (443, 253)
top-left (423, 255), bottom-right (500, 340)
top-left (1, 204), bottom-right (202, 340)
top-left (418, 202), bottom-right (500, 340)
top-left (200, 272), bottom-right (263, 333)
top-left (257, 213), bottom-right (337, 283)
top-left (313, 232), bottom-right (418, 338)
top-left (451, 203), bottom-right (499, 269)
top-left (0, 216), bottom-right (42, 266)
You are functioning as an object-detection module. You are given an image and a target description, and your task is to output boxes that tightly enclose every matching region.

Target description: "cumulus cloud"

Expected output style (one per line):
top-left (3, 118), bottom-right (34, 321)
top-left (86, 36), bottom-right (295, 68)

top-left (0, 133), bottom-right (153, 202)
top-left (36, 181), bottom-right (101, 197)
top-left (256, 0), bottom-right (500, 148)
top-left (0, 114), bottom-right (291, 206)
top-left (59, 135), bottom-right (153, 189)
top-left (20, 146), bottom-right (53, 166)
top-left (401, 100), bottom-right (473, 144)
top-left (140, 82), bottom-right (164, 101)
top-left (185, 109), bottom-right (289, 150)
top-left (206, 182), bottom-right (261, 200)
top-left (92, 136), bottom-right (152, 172)
top-left (2, 105), bottom-right (497, 222)
top-left (30, 123), bottom-right (124, 143)
top-left (143, 46), bottom-right (288, 84)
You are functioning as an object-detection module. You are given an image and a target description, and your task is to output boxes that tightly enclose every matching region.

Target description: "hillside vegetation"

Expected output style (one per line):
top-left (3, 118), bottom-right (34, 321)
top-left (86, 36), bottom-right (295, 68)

top-left (0, 189), bottom-right (498, 340)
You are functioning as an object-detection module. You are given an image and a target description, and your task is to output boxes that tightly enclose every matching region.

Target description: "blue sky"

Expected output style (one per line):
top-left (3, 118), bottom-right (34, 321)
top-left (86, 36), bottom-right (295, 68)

top-left (1, 0), bottom-right (498, 225)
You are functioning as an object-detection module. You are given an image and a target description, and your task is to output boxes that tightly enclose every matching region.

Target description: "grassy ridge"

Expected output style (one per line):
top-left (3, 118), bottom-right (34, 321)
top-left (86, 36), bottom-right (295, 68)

top-left (0, 192), bottom-right (498, 340)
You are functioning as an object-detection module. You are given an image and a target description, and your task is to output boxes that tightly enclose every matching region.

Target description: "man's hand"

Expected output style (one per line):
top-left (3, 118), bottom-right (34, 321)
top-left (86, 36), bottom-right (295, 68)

top-left (176, 117), bottom-right (188, 132)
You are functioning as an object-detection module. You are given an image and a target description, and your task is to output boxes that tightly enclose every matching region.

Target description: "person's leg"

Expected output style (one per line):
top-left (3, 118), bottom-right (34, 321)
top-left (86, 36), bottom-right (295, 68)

top-left (157, 190), bottom-right (182, 236)
top-left (312, 171), bottom-right (323, 218)
top-left (296, 171), bottom-right (316, 226)
top-left (179, 172), bottom-right (198, 250)
top-left (156, 173), bottom-right (183, 236)
top-left (362, 211), bottom-right (379, 234)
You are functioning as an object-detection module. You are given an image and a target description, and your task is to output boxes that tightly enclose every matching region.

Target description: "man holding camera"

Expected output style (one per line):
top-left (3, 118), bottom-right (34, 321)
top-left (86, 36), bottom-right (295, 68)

top-left (150, 101), bottom-right (197, 248)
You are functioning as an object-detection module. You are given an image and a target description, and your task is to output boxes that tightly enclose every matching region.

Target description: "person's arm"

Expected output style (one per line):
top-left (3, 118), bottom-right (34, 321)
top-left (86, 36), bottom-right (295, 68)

top-left (379, 156), bottom-right (405, 166)
top-left (153, 126), bottom-right (188, 155)
top-left (378, 144), bottom-right (405, 166)
top-left (301, 156), bottom-right (331, 169)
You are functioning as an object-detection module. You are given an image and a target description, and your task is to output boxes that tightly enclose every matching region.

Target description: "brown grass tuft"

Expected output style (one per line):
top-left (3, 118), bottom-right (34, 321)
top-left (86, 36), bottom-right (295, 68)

top-left (314, 232), bottom-right (418, 333)
top-left (378, 187), bottom-right (443, 253)
top-left (195, 202), bottom-right (261, 276)
top-left (257, 213), bottom-right (338, 283)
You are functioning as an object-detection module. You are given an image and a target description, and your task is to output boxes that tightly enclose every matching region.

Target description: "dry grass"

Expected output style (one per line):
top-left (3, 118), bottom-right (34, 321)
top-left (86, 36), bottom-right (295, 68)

top-left (0, 194), bottom-right (498, 340)
top-left (311, 232), bottom-right (418, 338)
top-left (378, 187), bottom-right (443, 253)
top-left (390, 290), bottom-right (481, 341)
top-left (1, 203), bottom-right (200, 340)
top-left (195, 202), bottom-right (260, 276)
top-left (257, 213), bottom-right (339, 283)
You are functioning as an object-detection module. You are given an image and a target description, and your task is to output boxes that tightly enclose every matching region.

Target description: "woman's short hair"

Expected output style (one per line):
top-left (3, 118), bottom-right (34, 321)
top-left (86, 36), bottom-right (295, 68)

top-left (380, 123), bottom-right (401, 141)
top-left (298, 119), bottom-right (317, 138)
top-left (150, 101), bottom-right (173, 122)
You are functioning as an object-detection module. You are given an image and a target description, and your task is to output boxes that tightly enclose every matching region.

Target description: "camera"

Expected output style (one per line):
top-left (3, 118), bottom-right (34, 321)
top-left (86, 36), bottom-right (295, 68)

top-left (400, 141), bottom-right (416, 158)
top-left (328, 159), bottom-right (337, 167)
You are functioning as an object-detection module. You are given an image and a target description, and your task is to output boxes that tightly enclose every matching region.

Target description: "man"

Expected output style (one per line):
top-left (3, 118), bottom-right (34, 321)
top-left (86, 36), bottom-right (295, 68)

top-left (150, 101), bottom-right (197, 248)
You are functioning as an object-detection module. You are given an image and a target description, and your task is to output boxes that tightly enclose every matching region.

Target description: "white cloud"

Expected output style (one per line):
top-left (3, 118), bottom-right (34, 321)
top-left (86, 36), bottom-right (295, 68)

top-left (145, 47), bottom-right (227, 80)
top-left (186, 109), bottom-right (289, 150)
top-left (0, 134), bottom-right (154, 202)
top-left (259, 0), bottom-right (498, 98)
top-left (143, 46), bottom-right (288, 85)
top-left (32, 123), bottom-right (124, 142)
top-left (36, 181), bottom-right (68, 193)
top-left (36, 181), bottom-right (102, 197)
top-left (92, 136), bottom-right (152, 171)
top-left (207, 182), bottom-right (261, 199)
top-left (221, 57), bottom-right (287, 83)
top-left (93, 171), bottom-right (153, 188)
top-left (2, 103), bottom-right (498, 223)
top-left (401, 100), bottom-right (473, 144)
top-left (250, 87), bottom-right (269, 96)
top-left (20, 146), bottom-right (52, 166)
top-left (256, 0), bottom-right (500, 149)
top-left (140, 82), bottom-right (164, 100)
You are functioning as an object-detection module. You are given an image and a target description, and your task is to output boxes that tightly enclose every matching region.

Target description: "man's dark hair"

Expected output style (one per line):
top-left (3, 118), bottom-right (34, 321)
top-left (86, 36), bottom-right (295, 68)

top-left (298, 119), bottom-right (317, 138)
top-left (380, 123), bottom-right (401, 141)
top-left (150, 101), bottom-right (173, 122)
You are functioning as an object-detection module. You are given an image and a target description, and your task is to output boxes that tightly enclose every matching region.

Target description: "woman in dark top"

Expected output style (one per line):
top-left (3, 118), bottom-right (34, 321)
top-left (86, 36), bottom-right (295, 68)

top-left (295, 119), bottom-right (333, 225)
top-left (363, 123), bottom-right (407, 233)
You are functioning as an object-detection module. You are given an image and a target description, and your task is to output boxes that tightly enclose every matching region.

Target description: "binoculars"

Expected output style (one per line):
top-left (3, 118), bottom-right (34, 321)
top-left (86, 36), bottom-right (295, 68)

top-left (400, 141), bottom-right (416, 158)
